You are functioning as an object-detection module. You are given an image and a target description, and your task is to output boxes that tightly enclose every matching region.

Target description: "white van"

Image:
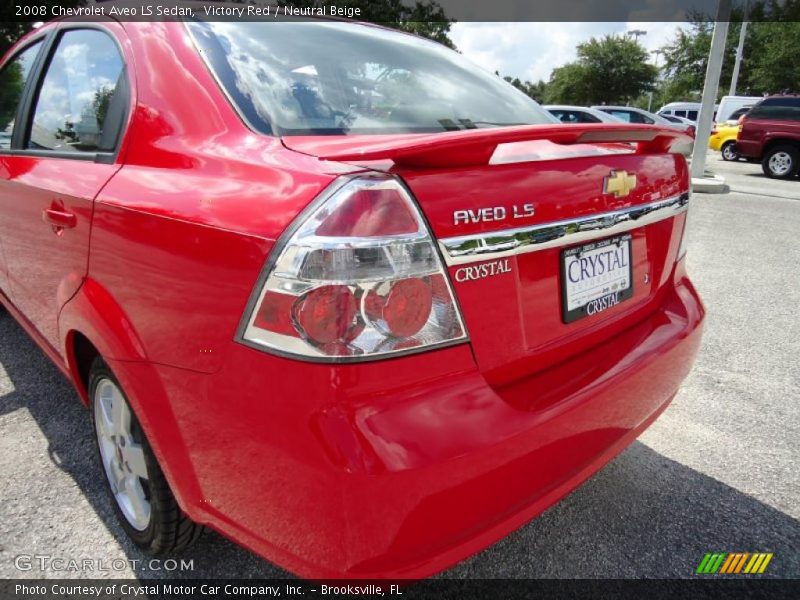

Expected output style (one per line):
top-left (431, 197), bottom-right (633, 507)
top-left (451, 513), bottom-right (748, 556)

top-left (658, 102), bottom-right (707, 123)
top-left (715, 95), bottom-right (761, 123)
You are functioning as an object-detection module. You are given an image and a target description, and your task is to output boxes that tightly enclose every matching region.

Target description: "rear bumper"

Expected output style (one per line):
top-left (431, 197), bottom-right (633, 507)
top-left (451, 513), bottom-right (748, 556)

top-left (110, 263), bottom-right (704, 580)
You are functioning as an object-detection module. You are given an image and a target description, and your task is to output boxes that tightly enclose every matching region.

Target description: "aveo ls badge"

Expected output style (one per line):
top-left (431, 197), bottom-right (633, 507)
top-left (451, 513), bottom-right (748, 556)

top-left (453, 203), bottom-right (535, 225)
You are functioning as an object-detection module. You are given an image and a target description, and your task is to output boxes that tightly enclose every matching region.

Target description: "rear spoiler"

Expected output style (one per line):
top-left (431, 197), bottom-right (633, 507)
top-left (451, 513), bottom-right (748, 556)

top-left (281, 123), bottom-right (693, 169)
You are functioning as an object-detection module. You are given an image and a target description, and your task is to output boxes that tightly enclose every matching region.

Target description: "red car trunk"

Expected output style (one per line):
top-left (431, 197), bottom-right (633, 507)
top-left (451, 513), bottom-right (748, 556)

top-left (283, 124), bottom-right (691, 388)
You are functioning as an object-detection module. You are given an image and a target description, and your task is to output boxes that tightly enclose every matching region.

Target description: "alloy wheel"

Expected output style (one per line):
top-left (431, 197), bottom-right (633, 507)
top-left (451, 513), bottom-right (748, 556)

top-left (721, 143), bottom-right (738, 161)
top-left (768, 151), bottom-right (793, 177)
top-left (93, 378), bottom-right (151, 531)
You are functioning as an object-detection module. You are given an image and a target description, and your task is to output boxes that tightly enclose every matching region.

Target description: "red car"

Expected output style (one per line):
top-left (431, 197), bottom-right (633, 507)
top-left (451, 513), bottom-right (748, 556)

top-left (0, 16), bottom-right (703, 579)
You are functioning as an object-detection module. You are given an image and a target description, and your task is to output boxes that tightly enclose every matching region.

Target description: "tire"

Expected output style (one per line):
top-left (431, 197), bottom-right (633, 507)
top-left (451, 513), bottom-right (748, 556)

top-left (762, 145), bottom-right (799, 179)
top-left (89, 357), bottom-right (203, 554)
top-left (720, 141), bottom-right (739, 161)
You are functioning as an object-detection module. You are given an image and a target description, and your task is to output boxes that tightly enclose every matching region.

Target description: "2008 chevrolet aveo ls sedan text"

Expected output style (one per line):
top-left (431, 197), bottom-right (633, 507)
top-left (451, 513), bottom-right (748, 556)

top-left (0, 12), bottom-right (704, 579)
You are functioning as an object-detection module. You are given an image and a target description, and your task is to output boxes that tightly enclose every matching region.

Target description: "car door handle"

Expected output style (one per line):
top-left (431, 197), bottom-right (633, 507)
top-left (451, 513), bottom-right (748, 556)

top-left (42, 207), bottom-right (77, 230)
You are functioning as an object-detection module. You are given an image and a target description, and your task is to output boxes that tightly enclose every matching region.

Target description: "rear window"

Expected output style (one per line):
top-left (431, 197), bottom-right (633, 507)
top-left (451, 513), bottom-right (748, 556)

top-left (748, 97), bottom-right (800, 121)
top-left (187, 20), bottom-right (555, 136)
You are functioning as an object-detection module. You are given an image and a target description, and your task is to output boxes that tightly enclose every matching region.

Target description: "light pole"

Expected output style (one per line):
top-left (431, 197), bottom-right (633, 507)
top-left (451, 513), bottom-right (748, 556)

top-left (690, 0), bottom-right (732, 180)
top-left (627, 30), bottom-right (648, 107)
top-left (628, 29), bottom-right (647, 42)
top-left (649, 49), bottom-right (665, 112)
top-left (730, 1), bottom-right (749, 96)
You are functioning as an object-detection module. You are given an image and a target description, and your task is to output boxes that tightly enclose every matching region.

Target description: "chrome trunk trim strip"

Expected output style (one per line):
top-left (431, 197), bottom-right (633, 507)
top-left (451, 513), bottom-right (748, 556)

top-left (438, 193), bottom-right (689, 266)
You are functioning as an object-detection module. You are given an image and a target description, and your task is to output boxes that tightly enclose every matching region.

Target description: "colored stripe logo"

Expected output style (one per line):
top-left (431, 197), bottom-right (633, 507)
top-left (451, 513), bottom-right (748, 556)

top-left (696, 552), bottom-right (773, 574)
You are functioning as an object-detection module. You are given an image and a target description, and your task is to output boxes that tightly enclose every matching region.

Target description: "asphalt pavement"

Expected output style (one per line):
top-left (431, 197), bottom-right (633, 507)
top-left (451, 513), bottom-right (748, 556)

top-left (0, 152), bottom-right (798, 580)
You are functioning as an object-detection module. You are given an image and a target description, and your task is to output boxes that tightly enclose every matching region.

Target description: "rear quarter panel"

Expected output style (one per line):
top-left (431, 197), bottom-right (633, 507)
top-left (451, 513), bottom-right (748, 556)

top-left (75, 22), bottom-right (349, 373)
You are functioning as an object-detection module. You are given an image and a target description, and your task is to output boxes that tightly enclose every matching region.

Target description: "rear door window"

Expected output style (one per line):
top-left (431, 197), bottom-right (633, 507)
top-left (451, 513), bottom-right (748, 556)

top-left (0, 41), bottom-right (43, 150)
top-left (27, 29), bottom-right (126, 153)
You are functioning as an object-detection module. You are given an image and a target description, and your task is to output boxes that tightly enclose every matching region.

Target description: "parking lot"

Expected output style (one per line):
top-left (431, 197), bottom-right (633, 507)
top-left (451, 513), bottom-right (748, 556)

top-left (0, 152), bottom-right (798, 580)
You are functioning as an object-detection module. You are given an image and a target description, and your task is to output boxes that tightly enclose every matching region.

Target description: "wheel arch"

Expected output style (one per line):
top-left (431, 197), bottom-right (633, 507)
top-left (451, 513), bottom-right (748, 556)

top-left (59, 279), bottom-right (205, 519)
top-left (65, 330), bottom-right (101, 406)
top-left (60, 276), bottom-right (148, 405)
top-left (763, 137), bottom-right (800, 157)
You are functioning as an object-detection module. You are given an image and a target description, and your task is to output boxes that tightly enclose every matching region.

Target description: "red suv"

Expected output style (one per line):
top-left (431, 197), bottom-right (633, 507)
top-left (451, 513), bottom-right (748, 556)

top-left (736, 95), bottom-right (800, 178)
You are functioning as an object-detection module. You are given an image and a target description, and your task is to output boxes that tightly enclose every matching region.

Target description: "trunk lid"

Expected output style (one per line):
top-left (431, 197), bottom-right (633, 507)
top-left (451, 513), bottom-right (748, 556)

top-left (283, 124), bottom-right (691, 386)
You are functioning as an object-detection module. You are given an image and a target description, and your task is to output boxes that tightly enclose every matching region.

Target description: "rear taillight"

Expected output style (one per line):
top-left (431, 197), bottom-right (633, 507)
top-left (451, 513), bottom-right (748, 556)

top-left (238, 175), bottom-right (467, 361)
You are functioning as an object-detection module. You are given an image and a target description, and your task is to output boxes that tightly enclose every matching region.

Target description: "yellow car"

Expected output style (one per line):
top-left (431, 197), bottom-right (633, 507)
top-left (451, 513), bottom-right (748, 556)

top-left (709, 122), bottom-right (741, 161)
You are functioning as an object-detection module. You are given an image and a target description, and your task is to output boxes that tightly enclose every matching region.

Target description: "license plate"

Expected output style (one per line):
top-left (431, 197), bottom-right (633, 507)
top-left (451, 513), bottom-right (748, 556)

top-left (561, 234), bottom-right (633, 323)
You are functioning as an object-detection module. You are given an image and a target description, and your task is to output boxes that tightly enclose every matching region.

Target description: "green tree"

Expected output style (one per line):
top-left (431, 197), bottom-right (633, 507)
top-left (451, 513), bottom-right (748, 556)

top-left (545, 35), bottom-right (657, 105)
top-left (500, 74), bottom-right (547, 103)
top-left (658, 23), bottom-right (714, 103)
top-left (544, 63), bottom-right (592, 104)
top-left (746, 21), bottom-right (800, 93)
top-left (657, 0), bottom-right (800, 103)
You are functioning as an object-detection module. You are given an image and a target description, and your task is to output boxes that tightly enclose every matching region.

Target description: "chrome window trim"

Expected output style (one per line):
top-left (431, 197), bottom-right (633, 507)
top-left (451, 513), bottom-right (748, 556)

top-left (439, 192), bottom-right (689, 266)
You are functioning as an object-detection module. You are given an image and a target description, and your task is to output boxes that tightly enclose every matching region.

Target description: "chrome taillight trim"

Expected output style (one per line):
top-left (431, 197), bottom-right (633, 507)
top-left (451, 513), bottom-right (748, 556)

top-left (439, 192), bottom-right (689, 266)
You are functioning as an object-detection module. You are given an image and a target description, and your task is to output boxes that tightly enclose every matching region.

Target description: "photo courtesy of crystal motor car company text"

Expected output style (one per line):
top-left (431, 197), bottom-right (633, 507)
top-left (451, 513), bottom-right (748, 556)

top-left (0, 2), bottom-right (708, 583)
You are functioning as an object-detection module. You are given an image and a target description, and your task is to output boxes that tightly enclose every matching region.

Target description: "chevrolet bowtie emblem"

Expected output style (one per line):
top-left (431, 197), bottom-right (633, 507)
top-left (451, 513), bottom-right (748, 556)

top-left (604, 170), bottom-right (637, 198)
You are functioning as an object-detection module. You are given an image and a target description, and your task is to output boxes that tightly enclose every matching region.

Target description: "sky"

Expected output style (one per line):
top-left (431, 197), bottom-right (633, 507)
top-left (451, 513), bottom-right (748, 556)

top-left (450, 22), bottom-right (686, 83)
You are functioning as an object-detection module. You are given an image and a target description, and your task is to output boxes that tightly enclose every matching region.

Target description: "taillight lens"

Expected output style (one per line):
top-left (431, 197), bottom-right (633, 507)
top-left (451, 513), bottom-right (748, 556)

top-left (239, 175), bottom-right (467, 360)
